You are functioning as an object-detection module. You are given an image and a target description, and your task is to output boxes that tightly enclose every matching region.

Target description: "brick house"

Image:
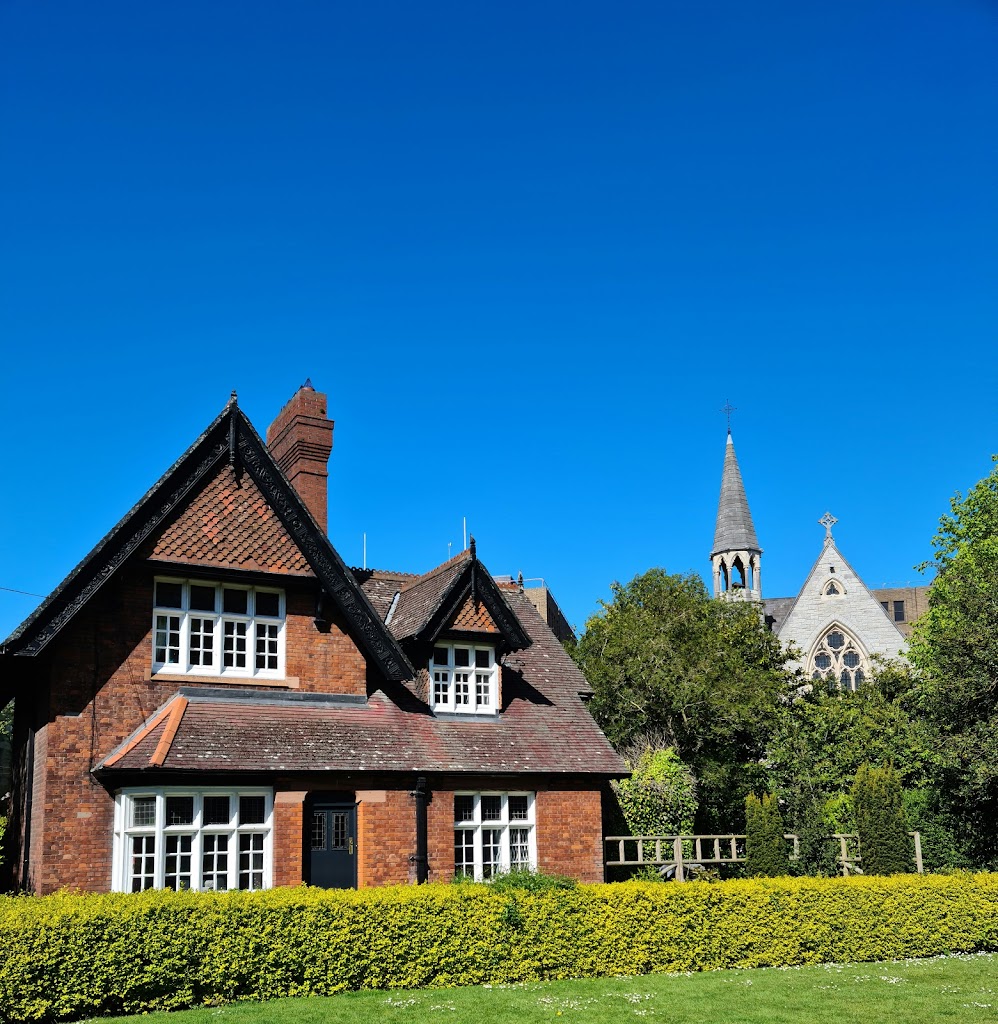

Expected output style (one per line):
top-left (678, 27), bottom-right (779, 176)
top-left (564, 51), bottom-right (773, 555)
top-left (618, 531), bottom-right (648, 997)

top-left (0, 384), bottom-right (624, 894)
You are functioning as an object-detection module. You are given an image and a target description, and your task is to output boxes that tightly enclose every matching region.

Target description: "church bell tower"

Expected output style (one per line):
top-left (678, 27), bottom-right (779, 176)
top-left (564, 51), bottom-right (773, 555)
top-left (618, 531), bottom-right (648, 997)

top-left (711, 428), bottom-right (762, 601)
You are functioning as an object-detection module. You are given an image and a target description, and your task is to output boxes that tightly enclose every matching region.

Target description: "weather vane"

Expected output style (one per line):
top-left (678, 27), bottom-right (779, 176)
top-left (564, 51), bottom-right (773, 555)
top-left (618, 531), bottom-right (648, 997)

top-left (819, 511), bottom-right (838, 539)
top-left (721, 400), bottom-right (736, 433)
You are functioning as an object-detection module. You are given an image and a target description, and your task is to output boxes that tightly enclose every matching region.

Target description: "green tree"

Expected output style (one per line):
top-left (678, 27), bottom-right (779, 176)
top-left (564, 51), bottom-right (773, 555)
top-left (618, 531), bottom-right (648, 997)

top-left (909, 456), bottom-right (998, 865)
top-left (745, 792), bottom-right (790, 877)
top-left (611, 742), bottom-right (697, 836)
top-left (793, 798), bottom-right (841, 877)
top-left (852, 763), bottom-right (911, 876)
top-left (766, 661), bottom-right (937, 827)
top-left (572, 569), bottom-right (791, 831)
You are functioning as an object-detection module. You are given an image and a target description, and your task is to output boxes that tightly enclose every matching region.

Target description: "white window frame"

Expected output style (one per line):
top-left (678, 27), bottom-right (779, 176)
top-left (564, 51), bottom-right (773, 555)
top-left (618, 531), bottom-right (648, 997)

top-left (453, 791), bottom-right (536, 880)
top-left (152, 578), bottom-right (286, 679)
top-left (112, 787), bottom-right (273, 892)
top-left (430, 643), bottom-right (498, 715)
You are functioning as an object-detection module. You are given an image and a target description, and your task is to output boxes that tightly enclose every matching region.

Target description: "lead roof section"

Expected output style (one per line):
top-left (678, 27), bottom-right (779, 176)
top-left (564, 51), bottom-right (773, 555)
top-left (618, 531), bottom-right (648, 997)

top-left (711, 432), bottom-right (761, 557)
top-left (97, 591), bottom-right (625, 777)
top-left (3, 399), bottom-right (412, 682)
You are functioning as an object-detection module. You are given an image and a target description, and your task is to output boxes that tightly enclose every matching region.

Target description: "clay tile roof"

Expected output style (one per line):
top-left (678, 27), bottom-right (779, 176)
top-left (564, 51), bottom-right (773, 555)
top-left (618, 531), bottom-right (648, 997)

top-left (387, 551), bottom-right (472, 639)
top-left (98, 594), bottom-right (625, 778)
top-left (350, 568), bottom-right (417, 621)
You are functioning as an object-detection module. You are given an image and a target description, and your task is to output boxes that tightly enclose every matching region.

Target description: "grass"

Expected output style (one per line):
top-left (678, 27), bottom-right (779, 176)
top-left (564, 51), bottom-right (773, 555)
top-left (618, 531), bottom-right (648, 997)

top-left (85, 953), bottom-right (997, 1024)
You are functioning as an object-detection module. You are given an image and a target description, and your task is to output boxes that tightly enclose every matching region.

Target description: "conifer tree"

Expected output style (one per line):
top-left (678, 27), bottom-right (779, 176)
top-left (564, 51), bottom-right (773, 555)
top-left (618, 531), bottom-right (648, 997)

top-left (745, 792), bottom-right (790, 877)
top-left (852, 763), bottom-right (911, 875)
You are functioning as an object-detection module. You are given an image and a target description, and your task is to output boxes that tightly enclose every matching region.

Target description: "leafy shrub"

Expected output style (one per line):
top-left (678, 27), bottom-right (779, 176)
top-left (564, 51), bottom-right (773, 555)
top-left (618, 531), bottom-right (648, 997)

top-left (611, 744), bottom-right (697, 836)
top-left (745, 793), bottom-right (790, 877)
top-left (486, 869), bottom-right (577, 893)
top-left (792, 800), bottom-right (840, 878)
top-left (3, 874), bottom-right (998, 1022)
top-left (852, 763), bottom-right (911, 875)
top-left (903, 789), bottom-right (972, 872)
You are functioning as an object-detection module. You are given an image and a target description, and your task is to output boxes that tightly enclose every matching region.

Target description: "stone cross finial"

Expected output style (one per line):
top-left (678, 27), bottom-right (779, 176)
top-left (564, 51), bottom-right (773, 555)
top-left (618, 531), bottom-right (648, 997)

top-left (819, 511), bottom-right (838, 539)
top-left (721, 399), bottom-right (736, 433)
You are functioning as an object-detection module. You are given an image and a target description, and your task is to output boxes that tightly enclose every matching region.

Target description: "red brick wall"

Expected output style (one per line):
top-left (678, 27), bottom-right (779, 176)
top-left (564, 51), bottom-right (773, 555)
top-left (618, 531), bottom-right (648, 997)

top-left (355, 782), bottom-right (606, 887)
top-left (272, 791), bottom-right (306, 887)
top-left (357, 788), bottom-right (416, 886)
top-left (21, 564), bottom-right (371, 893)
top-left (285, 592), bottom-right (366, 696)
top-left (535, 787), bottom-right (604, 882)
top-left (424, 781), bottom-right (606, 887)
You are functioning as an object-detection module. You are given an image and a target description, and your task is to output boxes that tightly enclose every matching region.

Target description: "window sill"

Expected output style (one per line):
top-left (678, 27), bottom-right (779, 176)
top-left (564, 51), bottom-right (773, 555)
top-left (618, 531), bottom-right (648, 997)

top-left (147, 671), bottom-right (300, 690)
top-left (432, 710), bottom-right (500, 721)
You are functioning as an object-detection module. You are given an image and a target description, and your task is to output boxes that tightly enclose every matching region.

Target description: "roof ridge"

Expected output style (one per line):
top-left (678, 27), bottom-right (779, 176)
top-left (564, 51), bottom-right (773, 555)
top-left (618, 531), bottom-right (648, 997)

top-left (351, 567), bottom-right (419, 579)
top-left (401, 549), bottom-right (473, 592)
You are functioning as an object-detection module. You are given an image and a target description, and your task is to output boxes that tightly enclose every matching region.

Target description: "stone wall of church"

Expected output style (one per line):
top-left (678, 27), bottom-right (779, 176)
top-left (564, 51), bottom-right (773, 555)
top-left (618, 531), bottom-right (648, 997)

top-left (778, 541), bottom-right (908, 670)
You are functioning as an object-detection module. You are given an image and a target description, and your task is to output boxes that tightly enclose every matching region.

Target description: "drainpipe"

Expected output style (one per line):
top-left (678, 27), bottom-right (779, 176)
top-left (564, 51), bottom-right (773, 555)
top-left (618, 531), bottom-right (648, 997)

top-left (20, 725), bottom-right (35, 892)
top-left (410, 776), bottom-right (429, 883)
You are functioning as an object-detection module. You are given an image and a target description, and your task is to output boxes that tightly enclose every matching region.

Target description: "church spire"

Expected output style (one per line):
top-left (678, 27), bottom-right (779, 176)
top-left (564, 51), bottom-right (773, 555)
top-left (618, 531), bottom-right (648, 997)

top-left (711, 432), bottom-right (762, 600)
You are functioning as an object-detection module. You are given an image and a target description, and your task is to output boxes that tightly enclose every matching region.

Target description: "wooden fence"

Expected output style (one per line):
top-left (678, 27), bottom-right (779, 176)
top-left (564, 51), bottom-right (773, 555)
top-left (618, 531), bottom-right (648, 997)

top-left (605, 832), bottom-right (923, 881)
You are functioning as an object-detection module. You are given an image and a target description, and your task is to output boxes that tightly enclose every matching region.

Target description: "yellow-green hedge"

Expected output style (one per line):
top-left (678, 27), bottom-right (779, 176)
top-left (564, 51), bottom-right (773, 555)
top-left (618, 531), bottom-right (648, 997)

top-left (2, 874), bottom-right (998, 1022)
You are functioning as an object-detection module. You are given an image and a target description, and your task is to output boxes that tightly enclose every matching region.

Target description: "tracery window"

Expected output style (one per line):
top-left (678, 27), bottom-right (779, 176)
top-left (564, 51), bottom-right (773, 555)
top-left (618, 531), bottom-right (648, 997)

top-left (808, 627), bottom-right (867, 692)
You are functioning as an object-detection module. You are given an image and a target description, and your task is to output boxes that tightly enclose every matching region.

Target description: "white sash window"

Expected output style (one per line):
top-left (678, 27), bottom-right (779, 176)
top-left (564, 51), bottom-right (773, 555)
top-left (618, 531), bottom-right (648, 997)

top-left (453, 792), bottom-right (536, 880)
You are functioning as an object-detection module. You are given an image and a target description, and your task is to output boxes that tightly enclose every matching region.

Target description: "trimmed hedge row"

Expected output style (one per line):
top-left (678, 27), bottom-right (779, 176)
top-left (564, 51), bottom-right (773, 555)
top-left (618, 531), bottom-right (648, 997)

top-left (2, 874), bottom-right (998, 1022)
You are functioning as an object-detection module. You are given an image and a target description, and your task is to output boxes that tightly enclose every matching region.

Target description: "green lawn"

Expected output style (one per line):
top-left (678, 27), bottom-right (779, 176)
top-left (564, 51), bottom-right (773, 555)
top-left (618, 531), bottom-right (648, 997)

top-left (86, 953), bottom-right (997, 1024)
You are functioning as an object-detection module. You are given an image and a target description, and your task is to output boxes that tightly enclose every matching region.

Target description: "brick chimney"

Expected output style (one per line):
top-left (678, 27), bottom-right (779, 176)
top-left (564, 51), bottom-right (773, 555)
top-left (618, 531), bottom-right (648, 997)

top-left (266, 381), bottom-right (334, 533)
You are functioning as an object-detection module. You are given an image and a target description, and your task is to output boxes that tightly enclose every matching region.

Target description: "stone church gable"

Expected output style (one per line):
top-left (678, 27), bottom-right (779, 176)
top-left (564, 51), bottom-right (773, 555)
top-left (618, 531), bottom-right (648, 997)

top-left (776, 535), bottom-right (907, 686)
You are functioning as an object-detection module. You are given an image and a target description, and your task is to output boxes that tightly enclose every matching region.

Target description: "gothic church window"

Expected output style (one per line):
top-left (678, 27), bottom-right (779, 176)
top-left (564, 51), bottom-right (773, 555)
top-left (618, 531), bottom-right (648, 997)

top-left (808, 627), bottom-right (867, 692)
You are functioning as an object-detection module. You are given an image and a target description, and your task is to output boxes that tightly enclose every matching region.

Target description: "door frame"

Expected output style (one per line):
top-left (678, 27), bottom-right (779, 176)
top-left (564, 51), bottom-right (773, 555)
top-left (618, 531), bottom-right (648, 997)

top-left (306, 793), bottom-right (358, 889)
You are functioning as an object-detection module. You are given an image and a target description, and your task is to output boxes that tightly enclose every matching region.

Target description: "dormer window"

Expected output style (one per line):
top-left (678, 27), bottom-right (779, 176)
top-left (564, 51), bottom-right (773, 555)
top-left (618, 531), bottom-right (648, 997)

top-left (431, 643), bottom-right (497, 715)
top-left (153, 578), bottom-right (285, 679)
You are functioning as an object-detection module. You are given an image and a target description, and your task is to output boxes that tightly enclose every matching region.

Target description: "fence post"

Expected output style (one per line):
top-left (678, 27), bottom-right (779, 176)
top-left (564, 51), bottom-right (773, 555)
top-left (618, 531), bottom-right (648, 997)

top-left (673, 836), bottom-right (685, 882)
top-left (839, 835), bottom-right (850, 876)
top-left (911, 831), bottom-right (923, 874)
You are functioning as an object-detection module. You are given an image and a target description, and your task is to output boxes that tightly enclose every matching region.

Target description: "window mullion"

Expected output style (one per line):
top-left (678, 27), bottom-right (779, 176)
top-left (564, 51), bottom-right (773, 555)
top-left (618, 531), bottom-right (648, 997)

top-left (154, 795), bottom-right (166, 890)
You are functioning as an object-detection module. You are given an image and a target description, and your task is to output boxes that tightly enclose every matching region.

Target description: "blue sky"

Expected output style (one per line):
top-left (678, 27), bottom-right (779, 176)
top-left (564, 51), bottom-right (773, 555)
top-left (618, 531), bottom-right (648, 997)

top-left (2, 0), bottom-right (996, 638)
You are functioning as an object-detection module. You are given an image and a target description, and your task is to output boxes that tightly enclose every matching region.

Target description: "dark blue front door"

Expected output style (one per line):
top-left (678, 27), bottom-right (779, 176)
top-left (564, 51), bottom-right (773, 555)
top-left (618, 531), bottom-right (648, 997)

top-left (309, 801), bottom-right (357, 888)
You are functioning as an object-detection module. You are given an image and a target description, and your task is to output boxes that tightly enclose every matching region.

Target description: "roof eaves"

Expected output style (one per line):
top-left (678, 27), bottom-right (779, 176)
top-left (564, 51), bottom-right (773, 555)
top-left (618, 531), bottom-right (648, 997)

top-left (4, 401), bottom-right (235, 655)
top-left (5, 400), bottom-right (415, 681)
